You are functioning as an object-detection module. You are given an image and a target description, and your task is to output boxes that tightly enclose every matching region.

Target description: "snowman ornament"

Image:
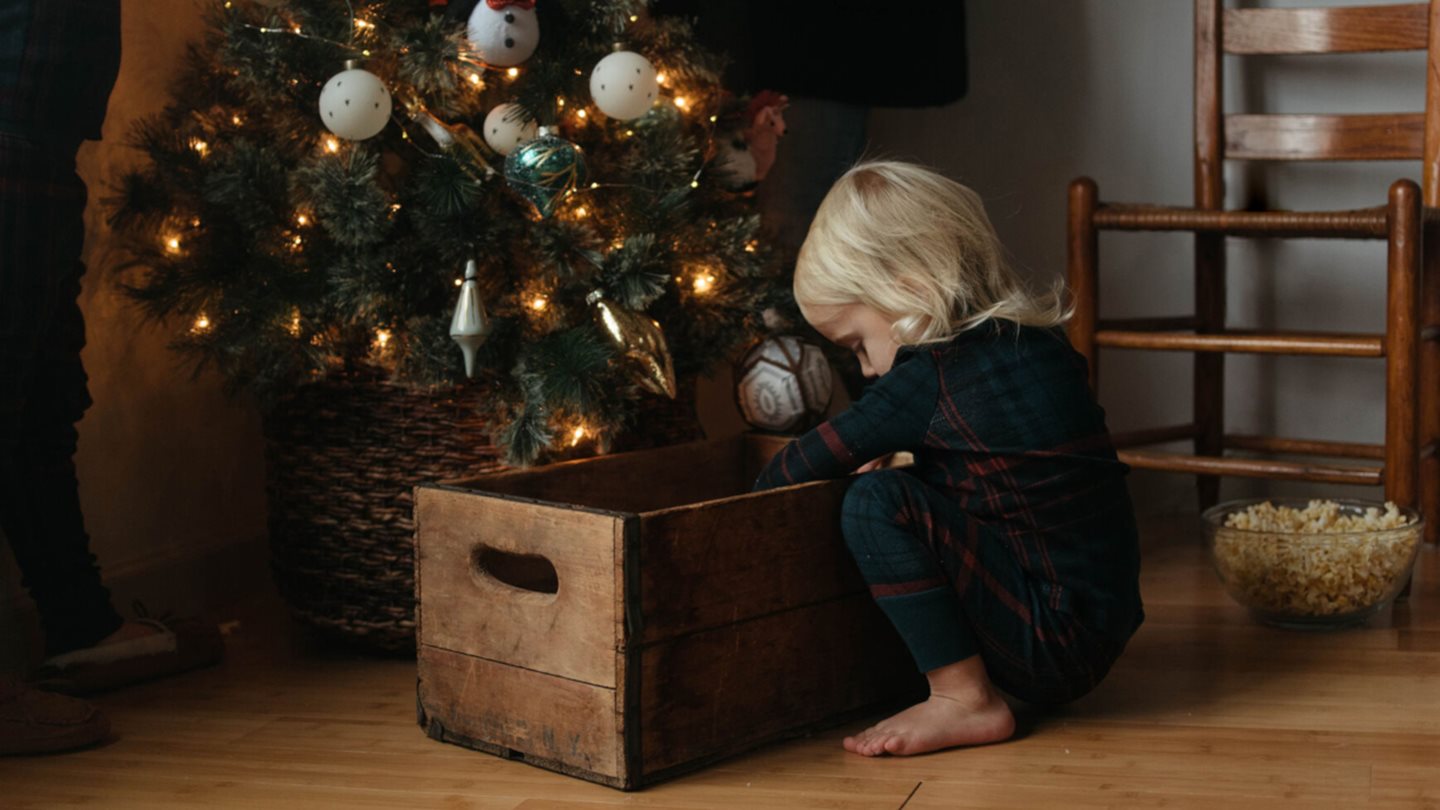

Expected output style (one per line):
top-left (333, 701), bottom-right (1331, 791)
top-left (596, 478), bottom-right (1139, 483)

top-left (468, 0), bottom-right (540, 68)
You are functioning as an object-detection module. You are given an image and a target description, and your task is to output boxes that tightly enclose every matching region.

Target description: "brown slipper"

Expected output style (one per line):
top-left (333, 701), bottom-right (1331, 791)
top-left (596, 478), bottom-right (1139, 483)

top-left (29, 617), bottom-right (225, 696)
top-left (0, 680), bottom-right (110, 755)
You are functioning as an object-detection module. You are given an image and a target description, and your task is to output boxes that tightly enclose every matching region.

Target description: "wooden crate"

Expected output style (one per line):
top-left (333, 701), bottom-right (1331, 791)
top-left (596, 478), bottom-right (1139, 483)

top-left (413, 433), bottom-right (920, 790)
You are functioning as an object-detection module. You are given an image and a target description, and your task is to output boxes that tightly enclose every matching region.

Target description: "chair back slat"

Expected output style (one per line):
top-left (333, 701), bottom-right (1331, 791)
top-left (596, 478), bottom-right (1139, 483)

top-left (1223, 4), bottom-right (1428, 55)
top-left (1225, 113), bottom-right (1425, 161)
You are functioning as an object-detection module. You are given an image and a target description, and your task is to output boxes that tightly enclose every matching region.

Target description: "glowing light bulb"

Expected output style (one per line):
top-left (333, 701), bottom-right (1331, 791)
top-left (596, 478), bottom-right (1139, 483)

top-left (190, 217), bottom-right (202, 228)
top-left (291, 24), bottom-right (302, 34)
top-left (286, 310), bottom-right (302, 337)
top-left (690, 179), bottom-right (700, 188)
top-left (292, 234), bottom-right (303, 248)
top-left (232, 114), bottom-right (243, 126)
top-left (576, 109), bottom-right (587, 120)
top-left (295, 213), bottom-right (309, 226)
top-left (656, 72), bottom-right (668, 86)
top-left (556, 97), bottom-right (566, 107)
top-left (574, 206), bottom-right (589, 219)
top-left (469, 72), bottom-right (483, 86)
top-left (530, 295), bottom-right (549, 312)
top-left (324, 136), bottom-right (340, 154)
top-left (165, 235), bottom-right (181, 253)
top-left (353, 17), bottom-right (371, 29)
top-left (569, 424), bottom-right (589, 447)
top-left (590, 182), bottom-right (600, 189)
top-left (629, 14), bottom-right (638, 22)
top-left (375, 329), bottom-right (392, 347)
top-left (390, 203), bottom-right (402, 213)
top-left (506, 67), bottom-right (520, 79)
top-left (190, 139), bottom-right (209, 156)
top-left (744, 240), bottom-right (758, 253)
top-left (692, 273), bottom-right (716, 294)
top-left (673, 96), bottom-right (688, 110)
top-left (454, 278), bottom-right (463, 287)
top-left (192, 314), bottom-right (211, 333)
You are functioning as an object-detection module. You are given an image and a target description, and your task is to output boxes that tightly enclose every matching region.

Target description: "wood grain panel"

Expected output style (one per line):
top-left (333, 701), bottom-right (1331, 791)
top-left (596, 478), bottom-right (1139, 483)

top-left (1223, 5), bottom-right (1428, 54)
top-left (415, 485), bottom-right (620, 687)
top-left (417, 645), bottom-right (621, 782)
top-left (637, 593), bottom-right (920, 778)
top-left (1225, 113), bottom-right (1425, 161)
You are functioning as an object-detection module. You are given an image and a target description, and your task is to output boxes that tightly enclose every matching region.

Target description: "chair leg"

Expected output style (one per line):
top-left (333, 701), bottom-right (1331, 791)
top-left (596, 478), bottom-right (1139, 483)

top-left (1421, 226), bottom-right (1440, 547)
top-left (1383, 180), bottom-right (1421, 510)
top-left (1195, 233), bottom-right (1226, 510)
top-left (1067, 178), bottom-right (1100, 393)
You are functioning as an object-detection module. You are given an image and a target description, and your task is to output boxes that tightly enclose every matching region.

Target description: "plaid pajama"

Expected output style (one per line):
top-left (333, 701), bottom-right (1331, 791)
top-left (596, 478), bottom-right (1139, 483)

top-left (755, 323), bottom-right (1143, 705)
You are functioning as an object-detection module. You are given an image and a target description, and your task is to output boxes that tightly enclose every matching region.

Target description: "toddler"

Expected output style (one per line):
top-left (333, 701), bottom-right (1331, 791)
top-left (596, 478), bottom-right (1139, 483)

top-left (753, 161), bottom-right (1144, 757)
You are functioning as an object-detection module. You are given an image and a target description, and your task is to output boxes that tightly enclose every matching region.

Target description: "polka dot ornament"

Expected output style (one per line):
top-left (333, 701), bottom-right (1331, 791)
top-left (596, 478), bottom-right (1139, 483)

top-left (589, 50), bottom-right (658, 121)
top-left (318, 67), bottom-right (392, 141)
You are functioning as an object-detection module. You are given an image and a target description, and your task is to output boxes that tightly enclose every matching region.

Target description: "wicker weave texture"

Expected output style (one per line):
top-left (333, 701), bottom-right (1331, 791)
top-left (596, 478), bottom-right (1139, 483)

top-left (263, 370), bottom-right (703, 654)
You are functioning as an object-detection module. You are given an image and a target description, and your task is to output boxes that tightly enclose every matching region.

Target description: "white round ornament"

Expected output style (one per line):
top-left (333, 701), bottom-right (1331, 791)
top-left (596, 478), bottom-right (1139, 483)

top-left (483, 103), bottom-right (538, 155)
top-left (318, 65), bottom-right (392, 140)
top-left (735, 336), bottom-right (834, 433)
top-left (468, 0), bottom-right (540, 67)
top-left (589, 50), bottom-right (658, 121)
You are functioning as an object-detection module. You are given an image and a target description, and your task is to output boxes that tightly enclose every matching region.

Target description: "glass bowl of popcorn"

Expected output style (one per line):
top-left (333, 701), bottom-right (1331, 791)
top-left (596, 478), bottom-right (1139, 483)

top-left (1202, 498), bottom-right (1422, 629)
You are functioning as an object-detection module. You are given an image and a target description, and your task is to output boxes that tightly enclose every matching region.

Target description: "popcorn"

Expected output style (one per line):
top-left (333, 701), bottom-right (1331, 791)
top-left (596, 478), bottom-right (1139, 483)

top-left (1211, 500), bottom-right (1420, 618)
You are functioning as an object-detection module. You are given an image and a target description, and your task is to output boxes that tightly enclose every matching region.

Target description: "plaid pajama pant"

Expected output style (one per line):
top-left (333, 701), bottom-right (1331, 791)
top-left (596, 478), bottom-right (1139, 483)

top-left (842, 468), bottom-right (1128, 706)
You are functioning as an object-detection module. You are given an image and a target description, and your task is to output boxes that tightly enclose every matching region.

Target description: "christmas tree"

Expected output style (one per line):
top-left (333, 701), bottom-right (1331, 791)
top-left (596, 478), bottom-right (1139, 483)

top-left (109, 0), bottom-right (782, 465)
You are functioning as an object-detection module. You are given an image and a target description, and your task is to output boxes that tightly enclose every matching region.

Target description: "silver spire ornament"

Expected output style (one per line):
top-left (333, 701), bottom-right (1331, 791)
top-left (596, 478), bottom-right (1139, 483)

top-left (450, 259), bottom-right (490, 378)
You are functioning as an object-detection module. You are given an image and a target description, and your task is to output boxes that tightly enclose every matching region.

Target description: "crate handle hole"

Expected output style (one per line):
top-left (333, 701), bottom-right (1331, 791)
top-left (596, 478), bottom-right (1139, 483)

top-left (471, 546), bottom-right (559, 595)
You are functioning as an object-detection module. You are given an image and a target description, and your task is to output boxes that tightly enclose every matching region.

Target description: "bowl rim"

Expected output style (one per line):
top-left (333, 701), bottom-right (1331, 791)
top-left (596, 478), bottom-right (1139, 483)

top-left (1201, 496), bottom-right (1423, 536)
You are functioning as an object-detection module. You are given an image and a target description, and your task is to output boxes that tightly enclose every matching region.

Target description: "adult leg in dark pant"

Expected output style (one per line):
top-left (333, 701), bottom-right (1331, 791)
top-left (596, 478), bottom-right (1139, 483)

top-left (0, 133), bottom-right (123, 658)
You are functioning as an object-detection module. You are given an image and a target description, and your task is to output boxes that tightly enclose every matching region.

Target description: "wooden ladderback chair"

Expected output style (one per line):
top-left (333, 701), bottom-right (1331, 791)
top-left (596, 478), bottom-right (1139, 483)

top-left (1067, 0), bottom-right (1440, 546)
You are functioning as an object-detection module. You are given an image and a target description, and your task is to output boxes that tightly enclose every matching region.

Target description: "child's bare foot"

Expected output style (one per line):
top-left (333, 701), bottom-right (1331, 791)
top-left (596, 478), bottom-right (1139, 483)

top-left (843, 655), bottom-right (1015, 757)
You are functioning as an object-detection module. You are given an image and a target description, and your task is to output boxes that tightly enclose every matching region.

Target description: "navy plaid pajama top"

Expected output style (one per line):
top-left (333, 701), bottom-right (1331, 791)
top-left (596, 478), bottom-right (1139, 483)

top-left (754, 322), bottom-right (1144, 641)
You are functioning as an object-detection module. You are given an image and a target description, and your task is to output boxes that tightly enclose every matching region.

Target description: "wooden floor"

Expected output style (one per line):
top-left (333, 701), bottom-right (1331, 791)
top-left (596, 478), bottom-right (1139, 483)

top-left (5, 521), bottom-right (1440, 809)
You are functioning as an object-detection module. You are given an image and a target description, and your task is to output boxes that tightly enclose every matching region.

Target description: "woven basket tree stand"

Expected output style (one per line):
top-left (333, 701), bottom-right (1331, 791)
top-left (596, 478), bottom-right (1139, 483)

top-left (263, 368), bottom-right (702, 654)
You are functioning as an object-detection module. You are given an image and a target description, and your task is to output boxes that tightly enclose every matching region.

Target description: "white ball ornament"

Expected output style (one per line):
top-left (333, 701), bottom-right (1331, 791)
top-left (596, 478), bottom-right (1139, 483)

top-left (735, 336), bottom-right (834, 433)
top-left (589, 50), bottom-right (658, 121)
top-left (468, 0), bottom-right (540, 67)
top-left (483, 103), bottom-right (538, 155)
top-left (318, 65), bottom-right (392, 140)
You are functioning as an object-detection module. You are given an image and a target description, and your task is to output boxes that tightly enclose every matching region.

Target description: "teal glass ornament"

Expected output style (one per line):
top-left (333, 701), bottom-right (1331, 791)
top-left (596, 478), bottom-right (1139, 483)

top-left (503, 127), bottom-right (588, 218)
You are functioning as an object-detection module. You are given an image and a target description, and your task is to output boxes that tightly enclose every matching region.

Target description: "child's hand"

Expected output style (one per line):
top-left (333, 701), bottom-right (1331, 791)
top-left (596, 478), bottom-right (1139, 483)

top-left (856, 454), bottom-right (895, 474)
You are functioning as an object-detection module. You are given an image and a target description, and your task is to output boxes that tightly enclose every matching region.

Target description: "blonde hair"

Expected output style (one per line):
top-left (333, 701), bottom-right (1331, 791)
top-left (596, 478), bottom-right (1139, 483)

top-left (794, 160), bottom-right (1070, 345)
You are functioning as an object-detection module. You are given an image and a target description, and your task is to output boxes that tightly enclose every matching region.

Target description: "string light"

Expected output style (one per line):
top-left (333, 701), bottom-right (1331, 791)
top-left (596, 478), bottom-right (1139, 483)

top-left (353, 18), bottom-right (371, 30)
top-left (191, 313), bottom-right (211, 333)
top-left (323, 136), bottom-right (340, 154)
top-left (164, 235), bottom-right (182, 253)
top-left (530, 295), bottom-right (549, 312)
top-left (656, 72), bottom-right (668, 86)
top-left (590, 182), bottom-right (600, 189)
top-left (673, 96), bottom-right (689, 111)
top-left (468, 72), bottom-right (483, 86)
top-left (692, 272), bottom-right (716, 294)
top-left (744, 240), bottom-right (758, 253)
top-left (374, 328), bottom-right (392, 347)
top-left (390, 203), bottom-right (402, 213)
top-left (190, 138), bottom-right (209, 156)
top-left (556, 97), bottom-right (566, 107)
top-left (506, 67), bottom-right (520, 79)
top-left (291, 234), bottom-right (304, 249)
top-left (190, 217), bottom-right (202, 228)
top-left (286, 310), bottom-right (302, 337)
top-left (573, 206), bottom-right (589, 219)
top-left (231, 114), bottom-right (243, 126)
top-left (576, 108), bottom-right (587, 120)
top-left (295, 212), bottom-right (309, 226)
top-left (690, 179), bottom-right (700, 188)
top-left (454, 278), bottom-right (464, 287)
top-left (569, 424), bottom-right (589, 447)
top-left (629, 14), bottom-right (639, 22)
top-left (291, 24), bottom-right (302, 34)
